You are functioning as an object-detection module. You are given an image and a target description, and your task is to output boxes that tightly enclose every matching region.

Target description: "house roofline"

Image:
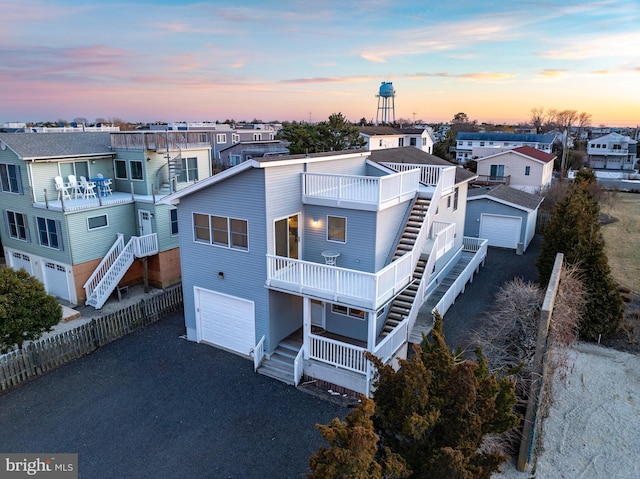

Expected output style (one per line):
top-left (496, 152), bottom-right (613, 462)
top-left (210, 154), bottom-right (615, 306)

top-left (160, 150), bottom-right (371, 205)
top-left (467, 191), bottom-right (544, 212)
top-left (476, 149), bottom-right (556, 164)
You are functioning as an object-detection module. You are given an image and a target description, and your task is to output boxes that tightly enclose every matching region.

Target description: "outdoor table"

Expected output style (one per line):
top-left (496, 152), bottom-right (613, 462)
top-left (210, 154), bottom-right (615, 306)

top-left (321, 251), bottom-right (340, 266)
top-left (90, 177), bottom-right (110, 196)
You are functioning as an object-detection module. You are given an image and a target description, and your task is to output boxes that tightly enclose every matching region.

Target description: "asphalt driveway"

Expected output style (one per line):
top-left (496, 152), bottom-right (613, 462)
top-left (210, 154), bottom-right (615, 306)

top-left (0, 313), bottom-right (345, 478)
top-left (441, 235), bottom-right (542, 352)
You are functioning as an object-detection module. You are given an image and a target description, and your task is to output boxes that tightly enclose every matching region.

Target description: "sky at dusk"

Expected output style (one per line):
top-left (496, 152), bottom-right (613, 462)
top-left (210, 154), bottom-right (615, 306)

top-left (1, 0), bottom-right (639, 126)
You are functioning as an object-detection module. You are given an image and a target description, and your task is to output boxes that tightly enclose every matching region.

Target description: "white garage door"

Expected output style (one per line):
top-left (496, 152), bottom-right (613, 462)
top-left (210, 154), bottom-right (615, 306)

top-left (10, 251), bottom-right (33, 274)
top-left (195, 287), bottom-right (255, 356)
top-left (480, 214), bottom-right (522, 249)
top-left (44, 261), bottom-right (71, 301)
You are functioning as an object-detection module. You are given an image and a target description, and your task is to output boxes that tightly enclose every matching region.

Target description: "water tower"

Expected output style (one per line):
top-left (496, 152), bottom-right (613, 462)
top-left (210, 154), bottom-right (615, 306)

top-left (375, 81), bottom-right (396, 125)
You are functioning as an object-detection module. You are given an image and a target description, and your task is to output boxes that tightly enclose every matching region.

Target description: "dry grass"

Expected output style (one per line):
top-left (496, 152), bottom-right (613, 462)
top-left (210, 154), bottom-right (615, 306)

top-left (600, 192), bottom-right (640, 293)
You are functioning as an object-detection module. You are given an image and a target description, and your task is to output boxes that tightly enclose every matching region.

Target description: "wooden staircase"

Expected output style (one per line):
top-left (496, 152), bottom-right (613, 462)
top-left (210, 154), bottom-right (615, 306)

top-left (257, 335), bottom-right (302, 385)
top-left (378, 197), bottom-right (431, 339)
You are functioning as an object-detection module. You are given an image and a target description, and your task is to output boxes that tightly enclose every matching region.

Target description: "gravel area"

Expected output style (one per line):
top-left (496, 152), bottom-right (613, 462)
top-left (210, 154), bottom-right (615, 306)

top-left (441, 236), bottom-right (541, 352)
top-left (0, 313), bottom-right (346, 478)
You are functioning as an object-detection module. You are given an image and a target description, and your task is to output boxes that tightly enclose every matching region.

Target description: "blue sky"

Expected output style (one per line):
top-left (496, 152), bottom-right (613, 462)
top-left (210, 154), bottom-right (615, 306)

top-left (1, 0), bottom-right (638, 125)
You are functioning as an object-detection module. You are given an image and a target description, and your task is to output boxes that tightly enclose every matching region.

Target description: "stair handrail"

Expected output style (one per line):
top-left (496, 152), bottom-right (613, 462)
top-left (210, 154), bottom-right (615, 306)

top-left (293, 347), bottom-right (304, 386)
top-left (84, 234), bottom-right (159, 309)
top-left (252, 335), bottom-right (266, 371)
top-left (86, 238), bottom-right (137, 309)
top-left (83, 234), bottom-right (125, 295)
top-left (398, 176), bottom-right (445, 335)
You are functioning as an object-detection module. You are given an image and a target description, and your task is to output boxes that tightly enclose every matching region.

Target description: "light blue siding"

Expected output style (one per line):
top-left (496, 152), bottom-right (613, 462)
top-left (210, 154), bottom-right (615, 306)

top-left (306, 155), bottom-right (368, 176)
top-left (465, 198), bottom-right (530, 244)
top-left (324, 307), bottom-right (368, 341)
top-left (374, 201), bottom-right (410, 270)
top-left (264, 164), bottom-right (304, 255)
top-left (302, 205), bottom-right (377, 272)
top-left (177, 168), bottom-right (269, 348)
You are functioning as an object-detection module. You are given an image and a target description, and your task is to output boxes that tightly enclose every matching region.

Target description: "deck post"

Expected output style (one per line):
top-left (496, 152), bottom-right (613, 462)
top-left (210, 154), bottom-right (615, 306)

top-left (302, 297), bottom-right (311, 359)
top-left (367, 310), bottom-right (376, 352)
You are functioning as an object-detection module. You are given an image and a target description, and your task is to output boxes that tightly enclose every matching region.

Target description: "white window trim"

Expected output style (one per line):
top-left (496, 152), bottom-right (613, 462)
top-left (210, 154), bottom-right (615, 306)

top-left (87, 214), bottom-right (109, 230)
top-left (331, 304), bottom-right (365, 320)
top-left (192, 212), bottom-right (249, 252)
top-left (327, 215), bottom-right (347, 243)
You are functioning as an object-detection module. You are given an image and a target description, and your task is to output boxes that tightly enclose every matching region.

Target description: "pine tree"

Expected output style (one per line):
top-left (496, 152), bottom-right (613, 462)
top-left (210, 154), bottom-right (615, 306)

top-left (307, 396), bottom-right (410, 479)
top-left (368, 314), bottom-right (519, 479)
top-left (536, 185), bottom-right (623, 340)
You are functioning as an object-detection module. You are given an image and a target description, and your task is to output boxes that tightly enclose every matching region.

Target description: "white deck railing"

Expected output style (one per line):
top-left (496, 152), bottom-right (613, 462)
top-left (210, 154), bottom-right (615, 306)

top-left (431, 238), bottom-right (488, 317)
top-left (267, 250), bottom-right (415, 311)
top-left (430, 221), bottom-right (456, 259)
top-left (302, 169), bottom-right (420, 208)
top-left (373, 319), bottom-right (408, 363)
top-left (379, 163), bottom-right (457, 192)
top-left (84, 233), bottom-right (158, 309)
top-left (309, 334), bottom-right (368, 374)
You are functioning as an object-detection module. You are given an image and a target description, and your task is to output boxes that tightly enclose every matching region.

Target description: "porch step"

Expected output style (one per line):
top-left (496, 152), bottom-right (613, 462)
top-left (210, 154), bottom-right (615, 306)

top-left (257, 341), bottom-right (301, 386)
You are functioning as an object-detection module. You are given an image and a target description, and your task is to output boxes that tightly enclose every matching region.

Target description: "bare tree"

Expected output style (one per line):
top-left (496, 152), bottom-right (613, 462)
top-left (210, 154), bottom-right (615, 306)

top-left (530, 107), bottom-right (545, 133)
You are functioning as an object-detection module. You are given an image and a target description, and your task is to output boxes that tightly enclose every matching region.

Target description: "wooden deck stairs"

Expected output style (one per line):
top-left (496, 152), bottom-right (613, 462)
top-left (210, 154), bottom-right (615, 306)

top-left (378, 197), bottom-right (431, 340)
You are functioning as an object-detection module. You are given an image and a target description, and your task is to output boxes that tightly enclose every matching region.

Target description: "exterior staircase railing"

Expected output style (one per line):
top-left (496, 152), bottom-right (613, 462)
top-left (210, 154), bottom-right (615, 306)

top-left (84, 233), bottom-right (158, 309)
top-left (373, 174), bottom-right (446, 352)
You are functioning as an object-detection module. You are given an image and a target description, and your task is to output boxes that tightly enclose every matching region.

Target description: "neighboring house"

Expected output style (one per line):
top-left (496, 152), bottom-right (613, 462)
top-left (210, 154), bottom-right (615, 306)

top-left (465, 185), bottom-right (543, 253)
top-left (359, 126), bottom-right (435, 154)
top-left (149, 122), bottom-right (280, 164)
top-left (0, 131), bottom-right (211, 308)
top-left (218, 140), bottom-right (289, 169)
top-left (162, 147), bottom-right (487, 396)
top-left (454, 132), bottom-right (556, 163)
top-left (474, 146), bottom-right (556, 193)
top-left (587, 133), bottom-right (637, 171)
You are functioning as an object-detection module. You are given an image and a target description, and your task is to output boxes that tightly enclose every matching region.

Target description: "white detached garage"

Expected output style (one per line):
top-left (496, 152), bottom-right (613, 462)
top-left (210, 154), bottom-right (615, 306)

top-left (195, 287), bottom-right (256, 357)
top-left (465, 185), bottom-right (544, 253)
top-left (479, 214), bottom-right (522, 249)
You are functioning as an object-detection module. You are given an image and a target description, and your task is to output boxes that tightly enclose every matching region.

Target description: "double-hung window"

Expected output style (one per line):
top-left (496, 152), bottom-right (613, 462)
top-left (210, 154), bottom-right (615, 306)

top-left (0, 164), bottom-right (21, 193)
top-left (178, 157), bottom-right (198, 182)
top-left (216, 134), bottom-right (227, 143)
top-left (130, 160), bottom-right (143, 180)
top-left (36, 217), bottom-right (62, 250)
top-left (525, 166), bottom-right (531, 176)
top-left (5, 211), bottom-right (28, 240)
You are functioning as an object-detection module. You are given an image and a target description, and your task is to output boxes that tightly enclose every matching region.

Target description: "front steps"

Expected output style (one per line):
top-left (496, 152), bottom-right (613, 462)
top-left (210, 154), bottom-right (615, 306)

top-left (257, 335), bottom-right (302, 385)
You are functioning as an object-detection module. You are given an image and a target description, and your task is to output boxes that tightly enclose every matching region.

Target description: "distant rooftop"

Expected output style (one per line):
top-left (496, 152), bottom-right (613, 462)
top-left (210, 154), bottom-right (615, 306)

top-left (457, 132), bottom-right (556, 143)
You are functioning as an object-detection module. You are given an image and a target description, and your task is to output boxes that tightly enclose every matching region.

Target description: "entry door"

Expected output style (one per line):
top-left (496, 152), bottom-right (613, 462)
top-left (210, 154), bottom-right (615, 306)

top-left (138, 210), bottom-right (153, 236)
top-left (274, 214), bottom-right (299, 259)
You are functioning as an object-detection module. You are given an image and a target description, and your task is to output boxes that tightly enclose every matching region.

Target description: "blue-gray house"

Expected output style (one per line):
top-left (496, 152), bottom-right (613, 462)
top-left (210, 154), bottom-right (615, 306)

top-left (163, 148), bottom-right (487, 396)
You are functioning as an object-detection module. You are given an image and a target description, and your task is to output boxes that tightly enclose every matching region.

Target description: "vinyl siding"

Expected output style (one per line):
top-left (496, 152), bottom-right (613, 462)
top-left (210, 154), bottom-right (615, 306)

top-left (325, 306), bottom-right (368, 341)
top-left (177, 168), bottom-right (269, 348)
top-left (264, 164), bottom-right (303, 255)
top-left (66, 203), bottom-right (138, 263)
top-left (302, 204), bottom-right (377, 273)
top-left (305, 155), bottom-right (368, 176)
top-left (465, 198), bottom-right (529, 244)
top-left (112, 150), bottom-right (148, 195)
top-left (152, 203), bottom-right (181, 253)
top-left (375, 200), bottom-right (411, 270)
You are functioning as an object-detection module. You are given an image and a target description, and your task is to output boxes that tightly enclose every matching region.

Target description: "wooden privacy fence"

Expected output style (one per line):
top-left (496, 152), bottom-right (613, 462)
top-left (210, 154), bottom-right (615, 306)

top-left (0, 284), bottom-right (183, 392)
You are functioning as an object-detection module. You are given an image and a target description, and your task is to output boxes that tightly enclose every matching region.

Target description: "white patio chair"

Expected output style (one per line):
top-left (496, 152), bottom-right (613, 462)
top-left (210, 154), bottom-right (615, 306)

top-left (80, 176), bottom-right (97, 199)
top-left (67, 175), bottom-right (83, 199)
top-left (97, 173), bottom-right (113, 194)
top-left (54, 176), bottom-right (71, 200)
